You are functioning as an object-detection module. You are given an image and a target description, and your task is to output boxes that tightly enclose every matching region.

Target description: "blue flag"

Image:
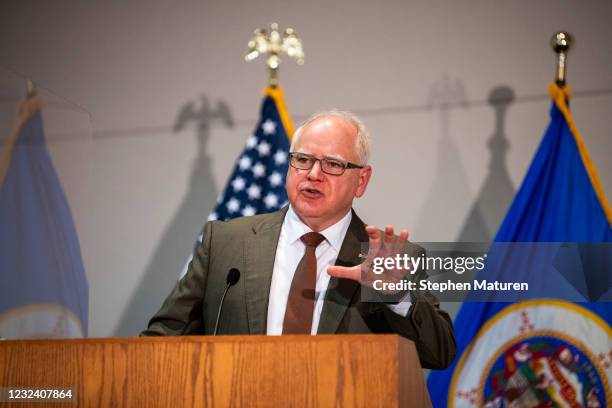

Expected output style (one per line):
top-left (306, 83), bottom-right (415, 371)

top-left (428, 83), bottom-right (612, 407)
top-left (0, 96), bottom-right (88, 338)
top-left (180, 87), bottom-right (293, 277)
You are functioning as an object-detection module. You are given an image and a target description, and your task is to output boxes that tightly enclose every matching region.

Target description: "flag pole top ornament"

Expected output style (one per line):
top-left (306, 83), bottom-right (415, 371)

top-left (551, 31), bottom-right (573, 87)
top-left (25, 79), bottom-right (36, 98)
top-left (245, 22), bottom-right (305, 88)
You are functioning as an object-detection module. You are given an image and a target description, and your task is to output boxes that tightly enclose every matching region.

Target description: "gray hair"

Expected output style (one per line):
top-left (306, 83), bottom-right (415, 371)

top-left (290, 110), bottom-right (371, 165)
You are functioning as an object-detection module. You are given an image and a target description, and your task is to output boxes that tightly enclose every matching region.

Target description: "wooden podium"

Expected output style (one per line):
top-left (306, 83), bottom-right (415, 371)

top-left (0, 334), bottom-right (431, 407)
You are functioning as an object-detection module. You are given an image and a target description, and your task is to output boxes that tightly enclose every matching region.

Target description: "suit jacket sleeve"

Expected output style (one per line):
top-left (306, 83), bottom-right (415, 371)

top-left (381, 293), bottom-right (456, 369)
top-left (376, 247), bottom-right (456, 370)
top-left (140, 221), bottom-right (212, 336)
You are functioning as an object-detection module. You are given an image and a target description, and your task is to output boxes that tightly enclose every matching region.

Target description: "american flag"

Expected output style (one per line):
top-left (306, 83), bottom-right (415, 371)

top-left (208, 88), bottom-right (292, 221)
top-left (180, 88), bottom-right (293, 277)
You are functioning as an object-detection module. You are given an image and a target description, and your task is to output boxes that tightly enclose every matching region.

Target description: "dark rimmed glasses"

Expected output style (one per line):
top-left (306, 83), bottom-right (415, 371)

top-left (289, 152), bottom-right (364, 176)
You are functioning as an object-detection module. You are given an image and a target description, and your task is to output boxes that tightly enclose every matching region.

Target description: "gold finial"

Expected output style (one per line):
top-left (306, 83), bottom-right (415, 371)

top-left (551, 31), bottom-right (573, 87)
top-left (245, 22), bottom-right (304, 87)
top-left (26, 79), bottom-right (37, 97)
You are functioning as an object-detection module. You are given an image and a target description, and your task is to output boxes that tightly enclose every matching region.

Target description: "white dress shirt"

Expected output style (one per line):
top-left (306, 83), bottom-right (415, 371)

top-left (266, 206), bottom-right (411, 335)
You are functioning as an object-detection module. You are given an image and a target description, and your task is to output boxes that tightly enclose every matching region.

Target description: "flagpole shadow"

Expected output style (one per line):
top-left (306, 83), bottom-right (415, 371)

top-left (456, 85), bottom-right (516, 242)
top-left (436, 86), bottom-right (518, 321)
top-left (113, 94), bottom-right (233, 336)
top-left (415, 76), bottom-right (472, 239)
top-left (413, 77), bottom-right (473, 321)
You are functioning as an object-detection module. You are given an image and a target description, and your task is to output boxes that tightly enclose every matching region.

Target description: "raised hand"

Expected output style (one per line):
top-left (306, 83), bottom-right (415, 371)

top-left (327, 225), bottom-right (410, 292)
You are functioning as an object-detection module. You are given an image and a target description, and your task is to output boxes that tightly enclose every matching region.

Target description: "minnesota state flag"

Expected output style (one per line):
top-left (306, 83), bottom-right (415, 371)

top-left (0, 95), bottom-right (88, 338)
top-left (428, 83), bottom-right (612, 407)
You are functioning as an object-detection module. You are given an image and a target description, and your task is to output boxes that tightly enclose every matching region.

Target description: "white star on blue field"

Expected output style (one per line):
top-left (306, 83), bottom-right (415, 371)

top-left (208, 99), bottom-right (291, 222)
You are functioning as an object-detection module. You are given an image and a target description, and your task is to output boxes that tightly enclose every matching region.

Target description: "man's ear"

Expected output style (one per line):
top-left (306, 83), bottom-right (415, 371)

top-left (355, 165), bottom-right (372, 198)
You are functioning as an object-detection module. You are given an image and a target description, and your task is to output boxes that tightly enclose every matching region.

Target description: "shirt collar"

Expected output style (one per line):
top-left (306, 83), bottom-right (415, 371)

top-left (284, 205), bottom-right (352, 252)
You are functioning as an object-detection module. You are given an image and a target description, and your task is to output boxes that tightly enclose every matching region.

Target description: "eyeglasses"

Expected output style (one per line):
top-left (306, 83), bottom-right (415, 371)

top-left (288, 152), bottom-right (364, 176)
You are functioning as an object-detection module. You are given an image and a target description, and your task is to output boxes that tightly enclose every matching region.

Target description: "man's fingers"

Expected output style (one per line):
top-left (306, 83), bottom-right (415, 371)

top-left (365, 225), bottom-right (381, 241)
top-left (393, 229), bottom-right (410, 253)
top-left (365, 225), bottom-right (410, 259)
top-left (327, 265), bottom-right (361, 282)
top-left (384, 225), bottom-right (394, 245)
top-left (365, 225), bottom-right (382, 253)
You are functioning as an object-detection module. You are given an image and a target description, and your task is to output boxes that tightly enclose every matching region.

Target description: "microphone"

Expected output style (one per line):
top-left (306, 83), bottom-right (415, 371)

top-left (213, 268), bottom-right (241, 335)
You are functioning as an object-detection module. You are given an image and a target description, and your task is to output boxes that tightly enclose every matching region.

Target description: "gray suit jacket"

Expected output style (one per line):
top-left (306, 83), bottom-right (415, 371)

top-left (142, 207), bottom-right (456, 369)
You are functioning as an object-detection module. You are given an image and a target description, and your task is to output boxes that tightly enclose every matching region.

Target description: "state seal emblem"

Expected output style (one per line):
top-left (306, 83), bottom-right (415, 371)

top-left (449, 300), bottom-right (611, 407)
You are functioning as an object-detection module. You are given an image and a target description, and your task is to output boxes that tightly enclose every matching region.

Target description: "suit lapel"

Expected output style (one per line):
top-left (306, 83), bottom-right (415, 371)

top-left (244, 207), bottom-right (287, 334)
top-left (317, 210), bottom-right (367, 334)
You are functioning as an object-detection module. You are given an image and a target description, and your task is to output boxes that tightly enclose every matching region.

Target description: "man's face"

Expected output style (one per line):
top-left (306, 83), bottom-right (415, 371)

top-left (286, 116), bottom-right (372, 231)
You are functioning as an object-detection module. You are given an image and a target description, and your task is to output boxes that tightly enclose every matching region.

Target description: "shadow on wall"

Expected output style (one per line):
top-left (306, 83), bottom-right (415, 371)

top-left (415, 76), bottom-right (471, 240)
top-left (114, 94), bottom-right (233, 336)
top-left (456, 85), bottom-right (516, 242)
top-left (438, 85), bottom-right (517, 321)
top-left (414, 81), bottom-right (517, 320)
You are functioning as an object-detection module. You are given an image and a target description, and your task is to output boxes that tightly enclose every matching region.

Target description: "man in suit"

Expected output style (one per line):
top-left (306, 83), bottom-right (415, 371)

top-left (142, 110), bottom-right (456, 370)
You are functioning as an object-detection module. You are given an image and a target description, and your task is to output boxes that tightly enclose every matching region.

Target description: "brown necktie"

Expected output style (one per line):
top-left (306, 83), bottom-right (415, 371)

top-left (282, 232), bottom-right (325, 334)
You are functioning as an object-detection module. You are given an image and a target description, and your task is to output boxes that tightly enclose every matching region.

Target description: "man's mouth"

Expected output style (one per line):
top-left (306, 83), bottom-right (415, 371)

top-left (301, 187), bottom-right (323, 198)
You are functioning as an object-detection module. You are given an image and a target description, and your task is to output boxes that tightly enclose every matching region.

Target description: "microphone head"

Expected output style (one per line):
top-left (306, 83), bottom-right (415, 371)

top-left (227, 268), bottom-right (241, 286)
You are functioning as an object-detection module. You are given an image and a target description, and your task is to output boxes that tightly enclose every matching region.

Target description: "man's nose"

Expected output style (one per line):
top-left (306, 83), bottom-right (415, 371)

top-left (307, 160), bottom-right (324, 180)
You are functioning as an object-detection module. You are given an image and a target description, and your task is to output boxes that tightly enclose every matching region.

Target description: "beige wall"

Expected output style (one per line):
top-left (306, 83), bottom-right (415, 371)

top-left (1, 0), bottom-right (610, 336)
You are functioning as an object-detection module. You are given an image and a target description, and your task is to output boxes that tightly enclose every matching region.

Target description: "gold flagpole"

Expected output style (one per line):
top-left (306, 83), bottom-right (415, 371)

top-left (26, 79), bottom-right (37, 97)
top-left (551, 31), bottom-right (573, 87)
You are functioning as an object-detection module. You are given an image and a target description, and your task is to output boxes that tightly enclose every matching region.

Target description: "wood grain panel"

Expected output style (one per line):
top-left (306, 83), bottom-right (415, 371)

top-left (0, 335), bottom-right (430, 407)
